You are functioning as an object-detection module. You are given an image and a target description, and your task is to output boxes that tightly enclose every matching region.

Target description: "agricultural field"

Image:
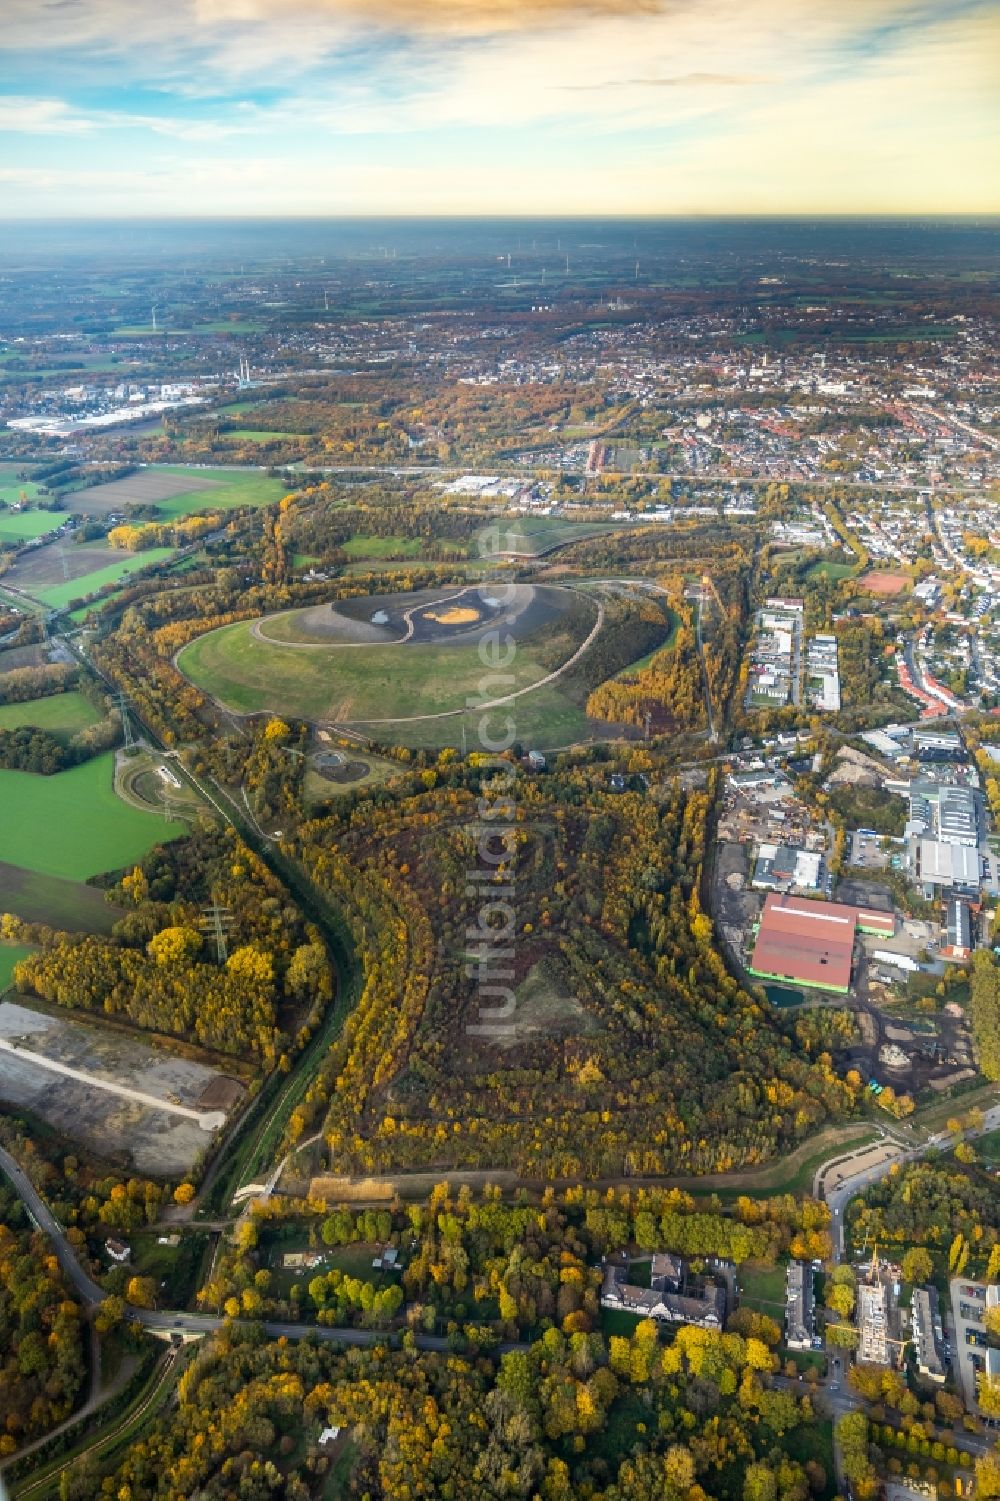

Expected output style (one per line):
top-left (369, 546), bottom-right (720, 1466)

top-left (143, 465), bottom-right (284, 520)
top-left (0, 861), bottom-right (121, 931)
top-left (0, 752), bottom-right (185, 882)
top-left (51, 464), bottom-right (285, 523)
top-left (0, 462), bottom-right (47, 509)
top-left (0, 688), bottom-right (100, 737)
top-left (0, 508), bottom-right (62, 547)
top-left (1, 536), bottom-right (174, 608)
top-left (0, 643), bottom-right (48, 676)
top-left (0, 999), bottom-right (244, 1175)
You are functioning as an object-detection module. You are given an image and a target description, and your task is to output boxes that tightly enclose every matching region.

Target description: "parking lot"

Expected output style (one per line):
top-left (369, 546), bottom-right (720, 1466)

top-left (850, 831), bottom-right (891, 871)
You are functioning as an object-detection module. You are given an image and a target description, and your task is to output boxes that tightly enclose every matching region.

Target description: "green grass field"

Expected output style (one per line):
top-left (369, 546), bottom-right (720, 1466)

top-left (808, 559), bottom-right (857, 582)
top-left (0, 862), bottom-right (121, 932)
top-left (341, 535), bottom-right (434, 559)
top-left (0, 944), bottom-right (35, 993)
top-left (738, 1262), bottom-right (788, 1315)
top-left (150, 466), bottom-right (285, 520)
top-left (179, 586), bottom-right (658, 750)
top-left (0, 753), bottom-right (185, 881)
top-left (67, 588), bottom-right (128, 624)
top-left (0, 509), bottom-right (61, 546)
top-left (0, 690), bottom-right (100, 737)
top-left (35, 548), bottom-right (175, 609)
top-left (494, 518), bottom-right (623, 556)
top-left (0, 464), bottom-right (46, 511)
top-left (178, 618), bottom-right (555, 723)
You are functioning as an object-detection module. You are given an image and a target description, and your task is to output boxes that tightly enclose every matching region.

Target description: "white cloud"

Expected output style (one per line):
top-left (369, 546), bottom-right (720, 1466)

top-left (0, 98), bottom-right (96, 134)
top-left (0, 0), bottom-right (996, 211)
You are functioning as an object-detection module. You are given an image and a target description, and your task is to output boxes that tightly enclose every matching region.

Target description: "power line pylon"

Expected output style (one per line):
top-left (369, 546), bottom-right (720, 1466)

top-left (114, 690), bottom-right (136, 753)
top-left (200, 904), bottom-right (234, 964)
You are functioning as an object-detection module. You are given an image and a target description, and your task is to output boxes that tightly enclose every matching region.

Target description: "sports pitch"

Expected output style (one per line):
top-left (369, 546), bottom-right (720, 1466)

top-left (0, 752), bottom-right (185, 882)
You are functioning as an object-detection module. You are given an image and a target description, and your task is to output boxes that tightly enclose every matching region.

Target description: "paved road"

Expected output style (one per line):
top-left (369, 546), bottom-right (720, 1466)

top-left (0, 1142), bottom-right (456, 1354)
top-left (0, 1144), bottom-right (106, 1305)
top-left (823, 1104), bottom-right (1000, 1259)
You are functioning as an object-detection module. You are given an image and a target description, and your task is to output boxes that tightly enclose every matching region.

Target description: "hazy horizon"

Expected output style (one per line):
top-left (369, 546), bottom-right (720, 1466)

top-left (2, 0), bottom-right (998, 217)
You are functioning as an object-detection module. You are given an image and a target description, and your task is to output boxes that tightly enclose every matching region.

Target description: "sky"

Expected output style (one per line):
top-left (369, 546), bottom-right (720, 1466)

top-left (0, 0), bottom-right (998, 216)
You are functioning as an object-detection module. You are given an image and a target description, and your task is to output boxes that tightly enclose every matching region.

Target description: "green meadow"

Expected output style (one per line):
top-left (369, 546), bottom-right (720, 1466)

top-left (341, 535), bottom-right (432, 559)
top-left (0, 944), bottom-right (35, 992)
top-left (0, 690), bottom-right (100, 737)
top-left (0, 463), bottom-right (44, 500)
top-left (36, 548), bottom-right (175, 609)
top-left (0, 752), bottom-right (185, 882)
top-left (0, 509), bottom-right (61, 547)
top-left (150, 466), bottom-right (285, 520)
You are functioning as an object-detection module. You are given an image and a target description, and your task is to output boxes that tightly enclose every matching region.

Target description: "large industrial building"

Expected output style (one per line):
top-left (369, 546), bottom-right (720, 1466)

top-left (918, 840), bottom-right (980, 891)
top-left (748, 893), bottom-right (894, 994)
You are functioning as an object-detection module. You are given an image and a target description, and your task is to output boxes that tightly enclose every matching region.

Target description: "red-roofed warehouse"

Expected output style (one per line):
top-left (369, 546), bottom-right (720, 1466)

top-left (748, 892), bottom-right (894, 994)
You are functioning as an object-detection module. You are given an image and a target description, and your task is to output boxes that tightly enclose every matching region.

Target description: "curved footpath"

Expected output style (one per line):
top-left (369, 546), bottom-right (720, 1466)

top-left (177, 582), bottom-right (604, 728)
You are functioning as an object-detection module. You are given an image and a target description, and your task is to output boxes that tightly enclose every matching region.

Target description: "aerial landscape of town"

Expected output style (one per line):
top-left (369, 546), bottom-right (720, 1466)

top-left (0, 213), bottom-right (995, 1501)
top-left (0, 0), bottom-right (999, 1497)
